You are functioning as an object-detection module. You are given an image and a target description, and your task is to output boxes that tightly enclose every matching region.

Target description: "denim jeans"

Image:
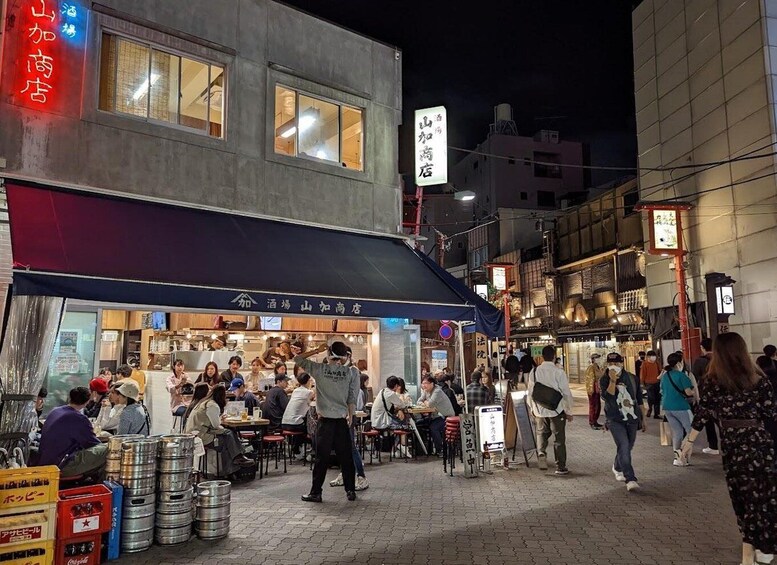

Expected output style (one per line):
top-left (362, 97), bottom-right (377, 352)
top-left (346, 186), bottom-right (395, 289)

top-left (429, 416), bottom-right (445, 453)
top-left (350, 427), bottom-right (365, 478)
top-left (536, 413), bottom-right (568, 470)
top-left (664, 409), bottom-right (693, 450)
top-left (609, 419), bottom-right (639, 482)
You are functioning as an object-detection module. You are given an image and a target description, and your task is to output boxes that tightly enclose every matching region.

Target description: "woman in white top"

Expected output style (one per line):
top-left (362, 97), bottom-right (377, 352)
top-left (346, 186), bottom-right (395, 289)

top-left (184, 385), bottom-right (254, 477)
top-left (371, 376), bottom-right (409, 430)
top-left (282, 373), bottom-right (315, 438)
top-left (243, 357), bottom-right (265, 393)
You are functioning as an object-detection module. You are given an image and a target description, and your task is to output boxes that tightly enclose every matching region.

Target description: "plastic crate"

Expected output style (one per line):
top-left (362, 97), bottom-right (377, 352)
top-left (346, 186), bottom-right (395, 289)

top-left (101, 482), bottom-right (122, 562)
top-left (56, 485), bottom-right (112, 538)
top-left (0, 502), bottom-right (56, 549)
top-left (55, 533), bottom-right (100, 565)
top-left (0, 539), bottom-right (54, 565)
top-left (0, 467), bottom-right (60, 510)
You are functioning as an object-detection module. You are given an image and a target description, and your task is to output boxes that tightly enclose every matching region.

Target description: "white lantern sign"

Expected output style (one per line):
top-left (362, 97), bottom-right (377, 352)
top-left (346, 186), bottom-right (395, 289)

top-left (415, 106), bottom-right (447, 186)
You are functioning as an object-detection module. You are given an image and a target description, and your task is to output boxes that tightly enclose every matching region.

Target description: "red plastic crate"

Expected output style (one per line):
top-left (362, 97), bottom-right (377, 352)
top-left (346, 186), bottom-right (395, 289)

top-left (56, 486), bottom-right (112, 538)
top-left (55, 533), bottom-right (100, 565)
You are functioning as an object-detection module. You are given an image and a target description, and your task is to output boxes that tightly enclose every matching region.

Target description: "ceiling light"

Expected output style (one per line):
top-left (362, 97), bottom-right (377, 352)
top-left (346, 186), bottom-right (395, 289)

top-left (278, 113), bottom-right (317, 139)
top-left (132, 73), bottom-right (159, 101)
top-left (308, 335), bottom-right (313, 341)
top-left (454, 190), bottom-right (476, 201)
top-left (280, 126), bottom-right (296, 138)
top-left (210, 333), bottom-right (217, 339)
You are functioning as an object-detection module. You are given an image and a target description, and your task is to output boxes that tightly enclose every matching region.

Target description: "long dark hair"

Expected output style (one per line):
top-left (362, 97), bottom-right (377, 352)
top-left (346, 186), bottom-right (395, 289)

top-left (707, 332), bottom-right (763, 392)
top-left (183, 382), bottom-right (210, 421)
top-left (360, 373), bottom-right (369, 391)
top-left (208, 384), bottom-right (227, 412)
top-left (198, 362), bottom-right (219, 386)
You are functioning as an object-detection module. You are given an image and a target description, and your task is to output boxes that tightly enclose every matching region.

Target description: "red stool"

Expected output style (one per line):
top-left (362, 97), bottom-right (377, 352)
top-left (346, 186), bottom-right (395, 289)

top-left (361, 429), bottom-right (381, 464)
top-left (444, 417), bottom-right (461, 476)
top-left (262, 434), bottom-right (287, 475)
top-left (281, 430), bottom-right (306, 464)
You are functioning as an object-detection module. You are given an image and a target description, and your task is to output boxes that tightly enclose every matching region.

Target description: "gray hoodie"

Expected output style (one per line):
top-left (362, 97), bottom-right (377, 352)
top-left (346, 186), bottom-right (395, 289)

top-left (294, 356), bottom-right (359, 419)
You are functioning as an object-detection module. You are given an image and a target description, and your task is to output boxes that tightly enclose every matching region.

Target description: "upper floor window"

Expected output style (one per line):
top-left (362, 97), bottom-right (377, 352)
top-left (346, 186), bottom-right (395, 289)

top-left (98, 33), bottom-right (225, 138)
top-left (533, 151), bottom-right (562, 178)
top-left (274, 85), bottom-right (363, 171)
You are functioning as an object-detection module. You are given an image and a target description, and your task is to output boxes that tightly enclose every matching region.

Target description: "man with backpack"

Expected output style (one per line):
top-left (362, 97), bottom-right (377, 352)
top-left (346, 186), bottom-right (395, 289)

top-left (527, 345), bottom-right (574, 475)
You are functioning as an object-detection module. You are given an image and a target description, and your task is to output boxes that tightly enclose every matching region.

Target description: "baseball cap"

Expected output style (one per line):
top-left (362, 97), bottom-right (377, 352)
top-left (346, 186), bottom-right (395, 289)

top-left (89, 378), bottom-right (109, 394)
top-left (590, 353), bottom-right (601, 360)
top-left (115, 380), bottom-right (140, 401)
top-left (228, 377), bottom-right (245, 392)
top-left (606, 352), bottom-right (624, 364)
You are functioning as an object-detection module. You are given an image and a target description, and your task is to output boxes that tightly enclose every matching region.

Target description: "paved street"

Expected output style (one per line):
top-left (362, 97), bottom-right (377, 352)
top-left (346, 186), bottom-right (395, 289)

top-left (122, 399), bottom-right (742, 565)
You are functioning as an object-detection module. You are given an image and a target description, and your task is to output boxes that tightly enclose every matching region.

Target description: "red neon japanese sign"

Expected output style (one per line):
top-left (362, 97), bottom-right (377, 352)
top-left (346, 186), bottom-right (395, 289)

top-left (2, 0), bottom-right (86, 115)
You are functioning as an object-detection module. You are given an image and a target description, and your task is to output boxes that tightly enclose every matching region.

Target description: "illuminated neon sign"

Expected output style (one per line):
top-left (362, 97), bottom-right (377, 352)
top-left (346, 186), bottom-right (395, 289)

top-left (3, 0), bottom-right (86, 113)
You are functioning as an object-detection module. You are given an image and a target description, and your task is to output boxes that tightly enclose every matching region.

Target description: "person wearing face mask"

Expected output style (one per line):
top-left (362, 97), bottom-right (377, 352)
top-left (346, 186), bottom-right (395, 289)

top-left (660, 352), bottom-right (695, 466)
top-left (600, 352), bottom-right (645, 492)
top-left (640, 350), bottom-right (662, 418)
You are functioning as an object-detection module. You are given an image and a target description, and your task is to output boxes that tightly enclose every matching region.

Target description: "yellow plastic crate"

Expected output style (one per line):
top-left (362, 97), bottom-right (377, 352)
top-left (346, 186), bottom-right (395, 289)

top-left (0, 467), bottom-right (59, 510)
top-left (0, 502), bottom-right (56, 549)
top-left (0, 539), bottom-right (54, 565)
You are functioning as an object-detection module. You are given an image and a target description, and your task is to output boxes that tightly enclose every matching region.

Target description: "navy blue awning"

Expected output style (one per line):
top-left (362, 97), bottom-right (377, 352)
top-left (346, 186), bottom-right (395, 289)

top-left (6, 181), bottom-right (501, 325)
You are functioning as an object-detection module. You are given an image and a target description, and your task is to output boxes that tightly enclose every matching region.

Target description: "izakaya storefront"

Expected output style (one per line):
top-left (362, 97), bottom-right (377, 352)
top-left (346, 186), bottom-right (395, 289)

top-left (0, 181), bottom-right (503, 444)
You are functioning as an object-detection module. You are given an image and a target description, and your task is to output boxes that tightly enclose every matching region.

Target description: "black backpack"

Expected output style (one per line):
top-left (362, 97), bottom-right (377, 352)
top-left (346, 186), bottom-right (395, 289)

top-left (443, 386), bottom-right (462, 415)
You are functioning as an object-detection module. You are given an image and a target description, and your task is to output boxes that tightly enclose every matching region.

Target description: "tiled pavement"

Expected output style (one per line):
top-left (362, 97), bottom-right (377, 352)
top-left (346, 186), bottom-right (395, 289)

top-left (121, 396), bottom-right (742, 565)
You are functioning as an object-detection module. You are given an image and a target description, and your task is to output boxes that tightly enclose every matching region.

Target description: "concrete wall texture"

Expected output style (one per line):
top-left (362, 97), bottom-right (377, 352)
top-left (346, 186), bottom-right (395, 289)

top-left (0, 0), bottom-right (402, 234)
top-left (632, 0), bottom-right (777, 351)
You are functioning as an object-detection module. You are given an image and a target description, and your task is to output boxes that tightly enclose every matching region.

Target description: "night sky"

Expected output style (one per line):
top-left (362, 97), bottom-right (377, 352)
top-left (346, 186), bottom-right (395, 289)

top-left (282, 0), bottom-right (639, 187)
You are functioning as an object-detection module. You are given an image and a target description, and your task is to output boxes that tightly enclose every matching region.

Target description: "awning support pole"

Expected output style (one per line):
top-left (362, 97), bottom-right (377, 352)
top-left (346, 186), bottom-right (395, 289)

top-left (456, 321), bottom-right (468, 414)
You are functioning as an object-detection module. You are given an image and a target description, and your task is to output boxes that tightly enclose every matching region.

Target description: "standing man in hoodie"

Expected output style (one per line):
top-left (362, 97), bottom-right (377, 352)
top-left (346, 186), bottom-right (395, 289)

top-left (639, 350), bottom-right (662, 419)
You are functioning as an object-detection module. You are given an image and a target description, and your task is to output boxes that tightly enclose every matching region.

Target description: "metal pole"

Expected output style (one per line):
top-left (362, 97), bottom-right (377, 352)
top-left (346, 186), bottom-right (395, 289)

top-left (457, 321), bottom-right (469, 414)
top-left (414, 185), bottom-right (424, 249)
top-left (674, 254), bottom-right (690, 359)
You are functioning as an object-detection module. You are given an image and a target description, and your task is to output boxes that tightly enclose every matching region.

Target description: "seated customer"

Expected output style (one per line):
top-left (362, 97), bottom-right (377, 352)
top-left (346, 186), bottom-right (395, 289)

top-left (94, 383), bottom-right (125, 434)
top-left (370, 376), bottom-right (409, 430)
top-left (114, 380), bottom-right (150, 436)
top-left (282, 373), bottom-right (315, 458)
top-left (184, 384), bottom-right (254, 476)
top-left (228, 378), bottom-right (259, 415)
top-left (221, 356), bottom-right (244, 385)
top-left (465, 370), bottom-right (489, 413)
top-left (84, 378), bottom-right (109, 419)
top-left (167, 359), bottom-right (194, 417)
top-left (37, 387), bottom-right (107, 477)
top-left (182, 382), bottom-right (210, 430)
top-left (261, 374), bottom-right (290, 430)
top-left (244, 357), bottom-right (265, 393)
top-left (418, 375), bottom-right (455, 454)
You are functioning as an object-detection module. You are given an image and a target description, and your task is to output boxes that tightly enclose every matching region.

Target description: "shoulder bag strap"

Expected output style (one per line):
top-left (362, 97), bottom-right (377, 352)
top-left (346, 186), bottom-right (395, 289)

top-left (666, 372), bottom-right (691, 399)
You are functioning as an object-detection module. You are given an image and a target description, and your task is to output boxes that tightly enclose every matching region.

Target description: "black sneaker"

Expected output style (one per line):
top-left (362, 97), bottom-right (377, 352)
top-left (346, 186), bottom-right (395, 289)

top-left (346, 491), bottom-right (356, 501)
top-left (554, 468), bottom-right (570, 476)
top-left (591, 423), bottom-right (604, 430)
top-left (301, 493), bottom-right (322, 503)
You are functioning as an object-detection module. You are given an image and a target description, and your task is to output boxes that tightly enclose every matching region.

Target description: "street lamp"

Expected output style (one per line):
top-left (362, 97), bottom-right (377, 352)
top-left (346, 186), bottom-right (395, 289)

top-left (454, 190), bottom-right (476, 201)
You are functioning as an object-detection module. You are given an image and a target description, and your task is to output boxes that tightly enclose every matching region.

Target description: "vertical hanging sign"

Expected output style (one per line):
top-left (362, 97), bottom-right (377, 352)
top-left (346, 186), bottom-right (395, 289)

top-left (2, 0), bottom-right (88, 116)
top-left (415, 106), bottom-right (447, 186)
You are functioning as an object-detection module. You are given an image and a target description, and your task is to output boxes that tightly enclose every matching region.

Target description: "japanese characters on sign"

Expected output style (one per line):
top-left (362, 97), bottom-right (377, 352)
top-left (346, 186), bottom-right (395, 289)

top-left (716, 285), bottom-right (735, 315)
top-left (492, 266), bottom-right (507, 291)
top-left (475, 405), bottom-right (505, 452)
top-left (651, 209), bottom-right (679, 251)
top-left (459, 413), bottom-right (479, 478)
top-left (230, 292), bottom-right (364, 317)
top-left (474, 332), bottom-right (488, 366)
top-left (414, 106), bottom-right (448, 186)
top-left (3, 0), bottom-right (86, 114)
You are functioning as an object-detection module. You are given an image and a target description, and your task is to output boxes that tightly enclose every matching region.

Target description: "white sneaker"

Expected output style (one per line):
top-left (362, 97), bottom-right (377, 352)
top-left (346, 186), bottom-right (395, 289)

top-left (702, 447), bottom-right (720, 455)
top-left (329, 473), bottom-right (343, 487)
top-left (294, 452), bottom-right (306, 461)
top-left (355, 476), bottom-right (369, 491)
top-left (626, 481), bottom-right (640, 492)
top-left (756, 550), bottom-right (774, 564)
top-left (612, 466), bottom-right (626, 482)
top-left (672, 459), bottom-right (689, 467)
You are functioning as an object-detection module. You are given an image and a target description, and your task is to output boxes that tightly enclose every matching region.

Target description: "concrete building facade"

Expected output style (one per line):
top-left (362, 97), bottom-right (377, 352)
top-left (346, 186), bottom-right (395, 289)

top-left (632, 0), bottom-right (777, 351)
top-left (0, 0), bottom-right (403, 234)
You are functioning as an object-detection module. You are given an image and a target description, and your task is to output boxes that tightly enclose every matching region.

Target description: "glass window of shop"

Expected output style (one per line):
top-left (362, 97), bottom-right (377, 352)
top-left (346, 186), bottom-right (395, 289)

top-left (273, 85), bottom-right (364, 171)
top-left (43, 311), bottom-right (98, 415)
top-left (403, 324), bottom-right (421, 400)
top-left (98, 33), bottom-right (225, 138)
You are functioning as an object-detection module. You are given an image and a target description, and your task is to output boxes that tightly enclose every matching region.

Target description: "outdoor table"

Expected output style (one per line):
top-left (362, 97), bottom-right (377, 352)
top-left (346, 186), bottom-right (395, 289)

top-left (407, 406), bottom-right (437, 415)
top-left (221, 417), bottom-right (271, 479)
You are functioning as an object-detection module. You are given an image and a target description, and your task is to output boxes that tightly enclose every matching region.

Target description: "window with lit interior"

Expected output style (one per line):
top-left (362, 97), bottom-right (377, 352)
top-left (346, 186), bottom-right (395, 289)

top-left (98, 33), bottom-right (224, 138)
top-left (274, 85), bottom-right (363, 171)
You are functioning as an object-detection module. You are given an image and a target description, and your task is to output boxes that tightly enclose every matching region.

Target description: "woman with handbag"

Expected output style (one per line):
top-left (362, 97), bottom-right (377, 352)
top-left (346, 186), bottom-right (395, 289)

top-left (680, 332), bottom-right (777, 565)
top-left (660, 352), bottom-right (695, 466)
